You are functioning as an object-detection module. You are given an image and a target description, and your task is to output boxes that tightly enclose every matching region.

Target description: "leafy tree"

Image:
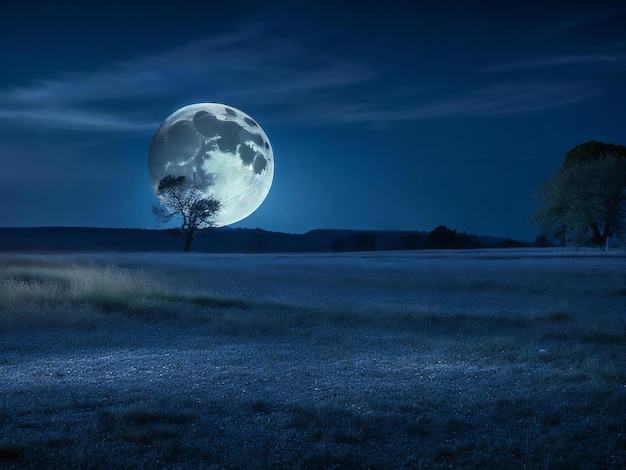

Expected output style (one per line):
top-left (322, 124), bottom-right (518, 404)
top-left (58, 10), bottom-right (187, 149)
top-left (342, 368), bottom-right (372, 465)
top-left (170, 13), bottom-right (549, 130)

top-left (533, 141), bottom-right (626, 249)
top-left (426, 225), bottom-right (457, 249)
top-left (153, 174), bottom-right (221, 252)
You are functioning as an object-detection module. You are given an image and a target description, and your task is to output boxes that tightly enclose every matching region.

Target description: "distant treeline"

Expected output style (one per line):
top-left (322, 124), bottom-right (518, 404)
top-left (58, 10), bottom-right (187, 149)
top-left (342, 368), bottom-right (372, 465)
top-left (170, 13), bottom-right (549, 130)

top-left (0, 226), bottom-right (532, 253)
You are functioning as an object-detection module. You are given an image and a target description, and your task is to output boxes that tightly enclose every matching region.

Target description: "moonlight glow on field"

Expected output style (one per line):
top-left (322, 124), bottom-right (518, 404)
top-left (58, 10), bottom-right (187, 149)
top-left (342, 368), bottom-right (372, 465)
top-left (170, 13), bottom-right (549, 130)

top-left (148, 103), bottom-right (274, 227)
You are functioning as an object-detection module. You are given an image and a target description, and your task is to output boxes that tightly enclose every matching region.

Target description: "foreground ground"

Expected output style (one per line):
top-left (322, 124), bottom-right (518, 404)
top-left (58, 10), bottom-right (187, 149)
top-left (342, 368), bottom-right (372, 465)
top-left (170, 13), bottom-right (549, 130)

top-left (0, 249), bottom-right (624, 468)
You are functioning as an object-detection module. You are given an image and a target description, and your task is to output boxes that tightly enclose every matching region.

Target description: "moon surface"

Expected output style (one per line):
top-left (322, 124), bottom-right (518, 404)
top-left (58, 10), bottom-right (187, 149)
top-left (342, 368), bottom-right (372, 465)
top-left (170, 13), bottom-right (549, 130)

top-left (148, 103), bottom-right (274, 227)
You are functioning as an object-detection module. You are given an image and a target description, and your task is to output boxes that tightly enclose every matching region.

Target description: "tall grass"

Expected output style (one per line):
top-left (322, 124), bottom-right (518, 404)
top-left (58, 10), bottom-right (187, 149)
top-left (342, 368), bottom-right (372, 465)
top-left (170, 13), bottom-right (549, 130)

top-left (1, 258), bottom-right (151, 328)
top-left (2, 254), bottom-right (624, 343)
top-left (0, 256), bottom-right (259, 330)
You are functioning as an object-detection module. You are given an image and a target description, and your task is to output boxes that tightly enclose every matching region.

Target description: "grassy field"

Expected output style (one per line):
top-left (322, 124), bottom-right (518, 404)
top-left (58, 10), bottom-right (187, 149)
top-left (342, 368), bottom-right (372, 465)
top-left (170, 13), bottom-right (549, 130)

top-left (0, 250), bottom-right (624, 468)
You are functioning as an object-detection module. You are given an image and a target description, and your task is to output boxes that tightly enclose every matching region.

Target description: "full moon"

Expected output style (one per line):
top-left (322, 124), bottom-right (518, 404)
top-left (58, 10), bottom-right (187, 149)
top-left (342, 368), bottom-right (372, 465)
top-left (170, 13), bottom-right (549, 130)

top-left (148, 103), bottom-right (274, 227)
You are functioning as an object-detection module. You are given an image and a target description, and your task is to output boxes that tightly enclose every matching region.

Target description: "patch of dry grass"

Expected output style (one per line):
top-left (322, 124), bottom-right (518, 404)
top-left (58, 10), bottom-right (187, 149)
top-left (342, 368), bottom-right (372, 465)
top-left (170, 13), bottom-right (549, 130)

top-left (0, 257), bottom-right (277, 331)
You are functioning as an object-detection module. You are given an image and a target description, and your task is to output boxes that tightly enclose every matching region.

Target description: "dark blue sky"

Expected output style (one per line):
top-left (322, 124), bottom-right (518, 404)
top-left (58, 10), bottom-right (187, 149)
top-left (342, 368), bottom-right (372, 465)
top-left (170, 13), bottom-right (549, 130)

top-left (1, 1), bottom-right (625, 239)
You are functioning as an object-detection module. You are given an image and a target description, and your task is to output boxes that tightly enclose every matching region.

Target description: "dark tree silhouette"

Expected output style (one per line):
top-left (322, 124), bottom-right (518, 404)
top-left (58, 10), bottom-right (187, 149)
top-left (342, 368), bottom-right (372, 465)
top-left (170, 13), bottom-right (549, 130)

top-left (427, 225), bottom-right (457, 249)
top-left (352, 232), bottom-right (378, 251)
top-left (153, 174), bottom-right (221, 252)
top-left (402, 232), bottom-right (423, 250)
top-left (533, 141), bottom-right (626, 249)
top-left (425, 226), bottom-right (479, 249)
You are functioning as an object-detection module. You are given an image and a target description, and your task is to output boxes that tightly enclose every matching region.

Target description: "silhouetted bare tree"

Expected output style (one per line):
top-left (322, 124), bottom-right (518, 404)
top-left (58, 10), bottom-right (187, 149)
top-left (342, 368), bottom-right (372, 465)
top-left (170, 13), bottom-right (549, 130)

top-left (153, 174), bottom-right (221, 252)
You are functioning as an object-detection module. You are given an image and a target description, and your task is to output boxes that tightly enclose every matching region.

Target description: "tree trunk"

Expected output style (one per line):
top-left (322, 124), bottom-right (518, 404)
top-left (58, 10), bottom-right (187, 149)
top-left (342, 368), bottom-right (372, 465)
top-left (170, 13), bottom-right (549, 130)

top-left (592, 223), bottom-right (602, 245)
top-left (183, 230), bottom-right (194, 252)
top-left (602, 223), bottom-right (611, 252)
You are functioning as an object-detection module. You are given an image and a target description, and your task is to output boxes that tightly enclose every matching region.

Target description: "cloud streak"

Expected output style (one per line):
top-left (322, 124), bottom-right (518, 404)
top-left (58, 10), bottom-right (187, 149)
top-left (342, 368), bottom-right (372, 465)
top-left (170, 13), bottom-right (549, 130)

top-left (478, 54), bottom-right (625, 73)
top-left (0, 108), bottom-right (159, 131)
top-left (0, 28), bottom-right (377, 132)
top-left (0, 25), bottom-right (616, 131)
top-left (267, 80), bottom-right (602, 125)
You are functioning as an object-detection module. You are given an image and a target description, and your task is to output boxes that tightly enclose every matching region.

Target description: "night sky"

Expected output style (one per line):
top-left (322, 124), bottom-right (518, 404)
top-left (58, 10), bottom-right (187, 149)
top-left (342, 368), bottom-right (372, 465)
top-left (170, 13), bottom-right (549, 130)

top-left (1, 1), bottom-right (625, 240)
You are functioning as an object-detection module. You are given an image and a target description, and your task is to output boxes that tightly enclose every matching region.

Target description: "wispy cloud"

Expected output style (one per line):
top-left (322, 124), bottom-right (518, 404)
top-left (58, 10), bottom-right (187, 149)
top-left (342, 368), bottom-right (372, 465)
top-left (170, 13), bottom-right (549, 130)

top-left (268, 80), bottom-right (601, 125)
top-left (0, 27), bottom-right (377, 132)
top-left (0, 108), bottom-right (159, 131)
top-left (0, 23), bottom-right (615, 131)
top-left (421, 81), bottom-right (601, 116)
top-left (0, 31), bottom-right (267, 131)
top-left (478, 54), bottom-right (625, 73)
top-left (3, 30), bottom-right (272, 105)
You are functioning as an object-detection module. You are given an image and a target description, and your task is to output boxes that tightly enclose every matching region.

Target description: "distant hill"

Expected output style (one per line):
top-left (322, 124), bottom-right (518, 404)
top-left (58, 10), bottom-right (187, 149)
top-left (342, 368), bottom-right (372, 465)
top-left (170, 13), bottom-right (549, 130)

top-left (0, 227), bottom-right (526, 253)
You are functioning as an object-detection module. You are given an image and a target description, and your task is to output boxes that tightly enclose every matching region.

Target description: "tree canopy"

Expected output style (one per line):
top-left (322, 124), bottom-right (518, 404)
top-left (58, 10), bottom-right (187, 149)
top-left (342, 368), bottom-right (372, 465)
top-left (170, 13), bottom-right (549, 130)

top-left (425, 225), bottom-right (479, 249)
top-left (533, 141), bottom-right (626, 249)
top-left (563, 140), bottom-right (626, 167)
top-left (153, 174), bottom-right (221, 252)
